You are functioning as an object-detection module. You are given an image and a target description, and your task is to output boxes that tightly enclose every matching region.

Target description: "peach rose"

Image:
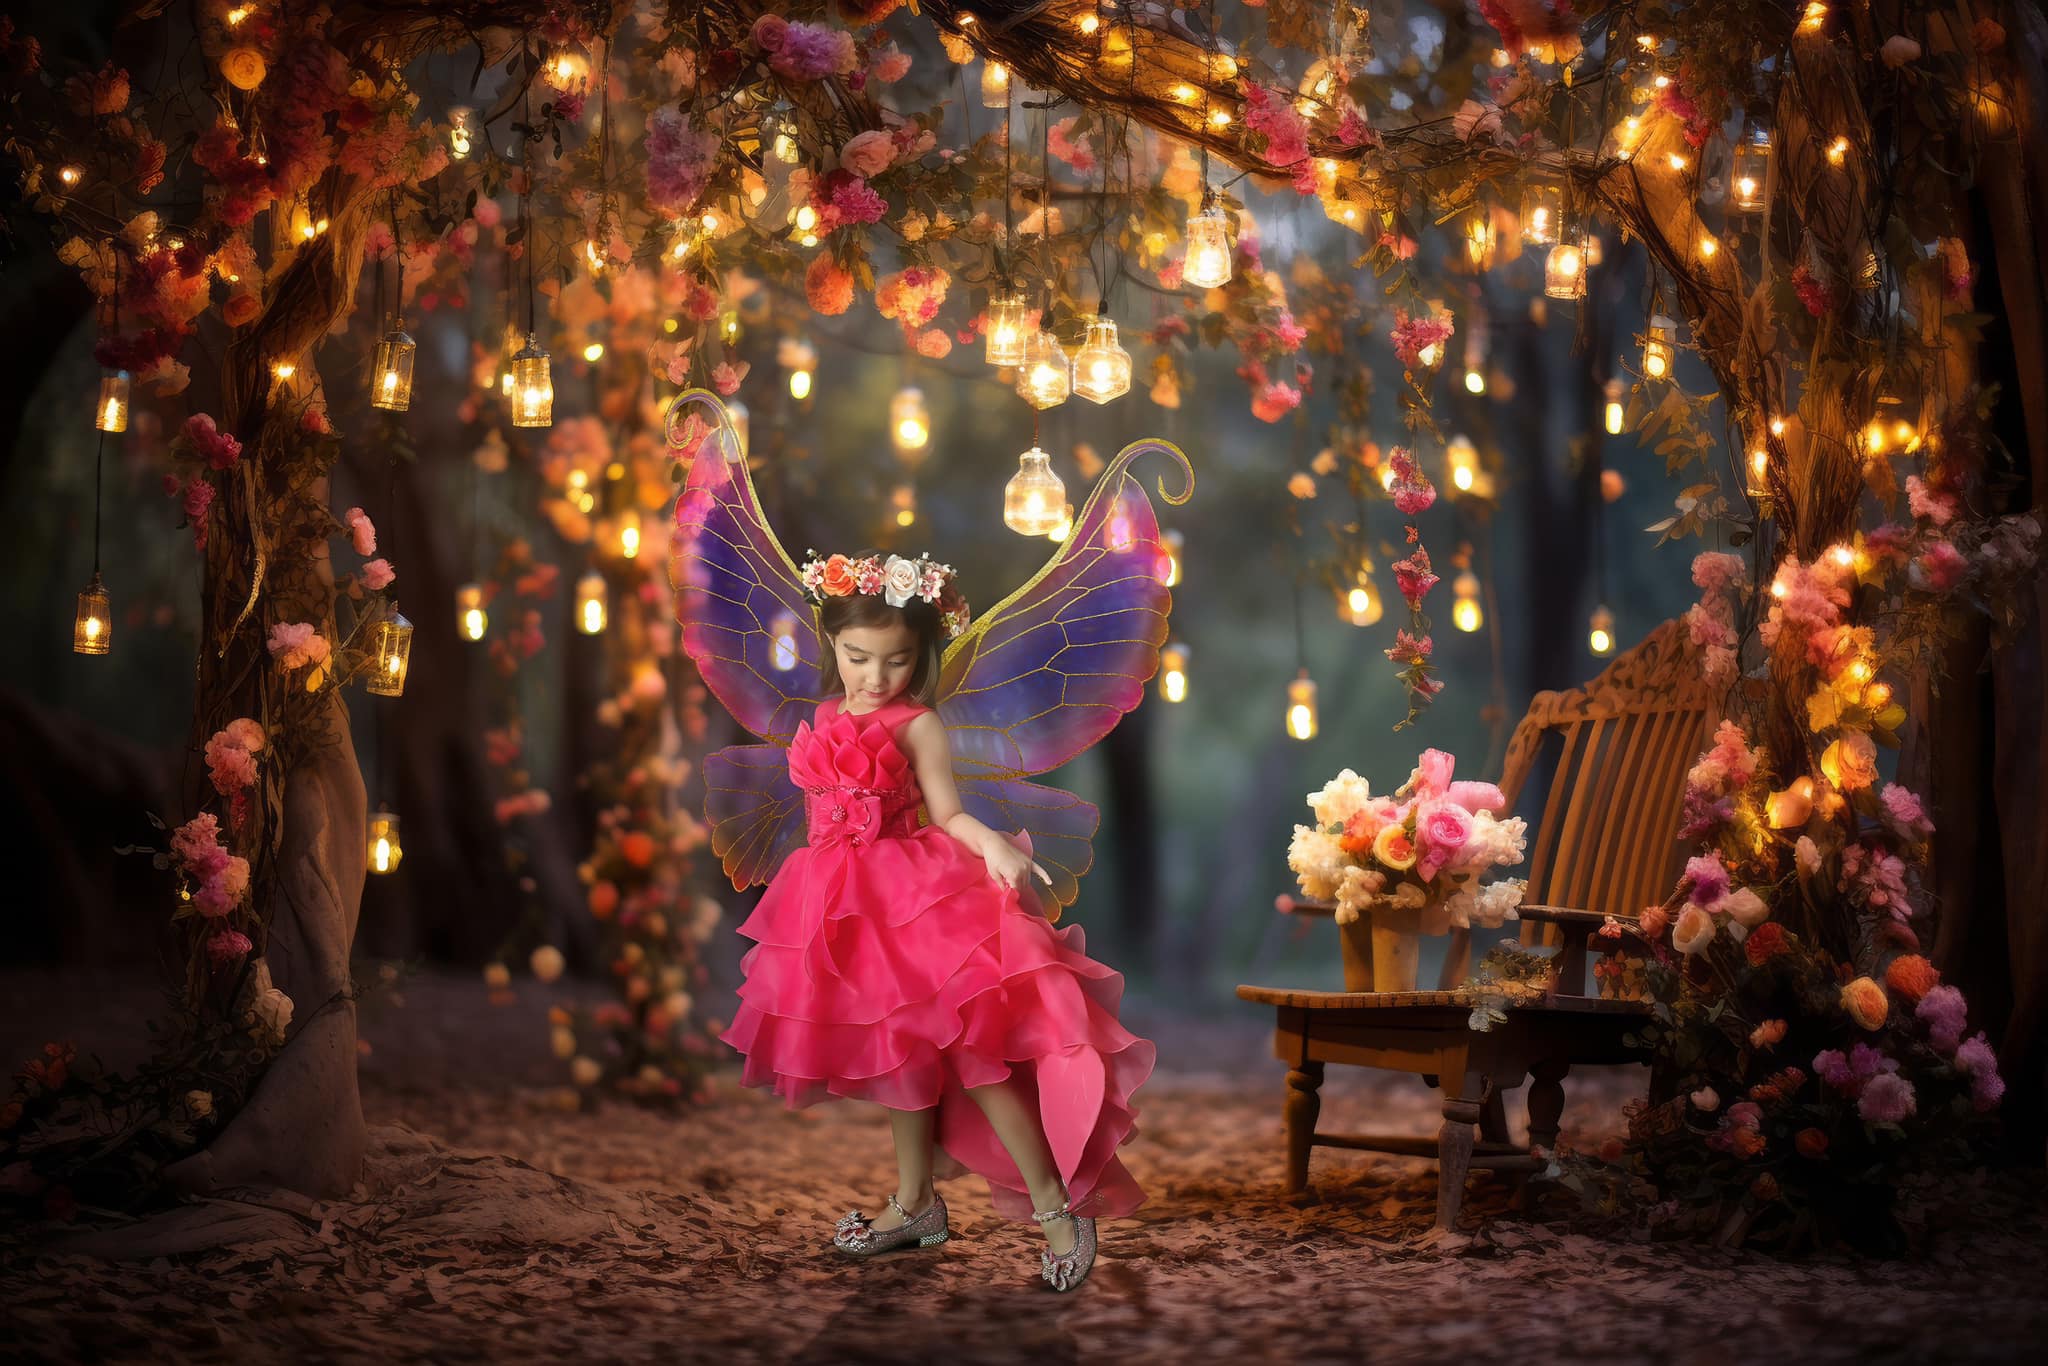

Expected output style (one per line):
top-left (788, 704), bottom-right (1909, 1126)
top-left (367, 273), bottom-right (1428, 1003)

top-left (819, 553), bottom-right (859, 596)
top-left (840, 130), bottom-right (895, 178)
top-left (1749, 1018), bottom-right (1787, 1049)
top-left (1840, 975), bottom-right (1889, 1030)
top-left (1672, 905), bottom-right (1716, 956)
top-left (1884, 953), bottom-right (1940, 1003)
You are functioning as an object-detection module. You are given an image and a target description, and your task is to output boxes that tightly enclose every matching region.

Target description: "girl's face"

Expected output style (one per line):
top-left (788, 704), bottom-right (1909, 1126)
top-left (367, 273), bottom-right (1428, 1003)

top-left (831, 621), bottom-right (918, 709)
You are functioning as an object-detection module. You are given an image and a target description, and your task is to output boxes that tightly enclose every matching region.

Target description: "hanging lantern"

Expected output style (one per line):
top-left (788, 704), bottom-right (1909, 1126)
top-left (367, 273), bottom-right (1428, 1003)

top-left (367, 806), bottom-right (403, 874)
top-left (1444, 435), bottom-right (1481, 495)
top-left (1451, 572), bottom-right (1483, 633)
top-left (1520, 183), bottom-right (1563, 245)
top-left (1746, 441), bottom-right (1771, 498)
top-left (456, 582), bottom-right (488, 642)
top-left (1159, 642), bottom-right (1189, 703)
top-left (1604, 378), bottom-right (1625, 435)
top-left (1183, 204), bottom-right (1234, 289)
top-left (497, 321), bottom-right (522, 400)
top-left (575, 571), bottom-right (608, 634)
top-left (1285, 670), bottom-right (1319, 741)
top-left (1157, 528), bottom-right (1184, 587)
top-left (1543, 227), bottom-right (1588, 300)
top-left (1003, 446), bottom-right (1066, 535)
top-left (1464, 208), bottom-right (1498, 271)
top-left (1072, 315), bottom-right (1133, 404)
top-left (370, 327), bottom-right (416, 411)
top-left (1014, 329), bottom-right (1071, 409)
top-left (618, 508), bottom-right (642, 560)
top-left (94, 370), bottom-right (131, 433)
top-left (511, 334), bottom-right (553, 428)
top-left (985, 292), bottom-right (1029, 367)
top-left (1342, 572), bottom-right (1384, 627)
top-left (447, 106), bottom-right (475, 160)
top-left (1641, 315), bottom-right (1676, 381)
top-left (723, 399), bottom-right (750, 460)
top-left (72, 572), bottom-right (111, 655)
top-left (366, 611), bottom-right (414, 697)
top-left (980, 60), bottom-right (1010, 107)
top-left (1731, 125), bottom-right (1772, 214)
top-left (891, 482), bottom-right (917, 528)
top-left (1588, 605), bottom-right (1617, 656)
top-left (890, 386), bottom-right (931, 460)
top-left (781, 337), bottom-right (817, 400)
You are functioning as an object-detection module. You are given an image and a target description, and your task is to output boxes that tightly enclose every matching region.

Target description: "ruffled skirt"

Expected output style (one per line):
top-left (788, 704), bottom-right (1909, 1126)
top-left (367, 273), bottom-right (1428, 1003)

top-left (717, 827), bottom-right (1155, 1220)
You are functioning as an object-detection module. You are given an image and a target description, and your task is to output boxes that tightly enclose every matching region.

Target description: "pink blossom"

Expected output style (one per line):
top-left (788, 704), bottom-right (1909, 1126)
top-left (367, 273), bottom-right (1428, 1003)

top-left (1880, 784), bottom-right (1934, 839)
top-left (840, 129), bottom-right (896, 178)
top-left (225, 718), bottom-right (265, 752)
top-left (1856, 1072), bottom-right (1917, 1125)
top-left (819, 170), bottom-right (887, 229)
top-left (867, 46), bottom-right (911, 84)
top-left (1954, 1032), bottom-right (2005, 1111)
top-left (182, 413), bottom-right (242, 469)
top-left (1909, 540), bottom-right (1968, 593)
top-left (1414, 802), bottom-right (1475, 882)
top-left (1389, 308), bottom-right (1454, 370)
top-left (1906, 475), bottom-right (1958, 527)
top-left (645, 107), bottom-right (719, 215)
top-left (1384, 629), bottom-right (1433, 667)
top-left (205, 731), bottom-right (259, 795)
top-left (1916, 984), bottom-right (1970, 1053)
top-left (1685, 852), bottom-right (1730, 908)
top-left (1241, 84), bottom-right (1309, 169)
top-left (1336, 104), bottom-right (1376, 148)
top-left (874, 266), bottom-right (950, 327)
top-left (266, 621), bottom-right (332, 672)
top-left (206, 929), bottom-right (253, 966)
top-left (1046, 118), bottom-right (1097, 175)
top-left (750, 14), bottom-right (790, 50)
top-left (913, 328), bottom-right (952, 359)
top-left (1250, 381), bottom-right (1302, 422)
top-left (177, 477), bottom-right (216, 549)
top-left (1387, 446), bottom-right (1438, 516)
top-left (1691, 551), bottom-right (1746, 594)
top-left (1392, 546), bottom-right (1438, 610)
top-left (362, 558), bottom-right (395, 591)
top-left (769, 22), bottom-right (858, 81)
top-left (343, 506), bottom-right (376, 556)
top-left (171, 812), bottom-right (222, 871)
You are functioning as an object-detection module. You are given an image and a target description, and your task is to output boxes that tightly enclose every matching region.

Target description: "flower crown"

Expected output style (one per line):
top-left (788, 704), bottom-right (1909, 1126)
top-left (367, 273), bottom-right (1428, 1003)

top-left (799, 549), bottom-right (971, 641)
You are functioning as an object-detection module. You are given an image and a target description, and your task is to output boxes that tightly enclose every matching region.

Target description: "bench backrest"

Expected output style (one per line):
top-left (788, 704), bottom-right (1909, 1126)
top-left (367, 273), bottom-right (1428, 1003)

top-left (1498, 619), bottom-right (1717, 925)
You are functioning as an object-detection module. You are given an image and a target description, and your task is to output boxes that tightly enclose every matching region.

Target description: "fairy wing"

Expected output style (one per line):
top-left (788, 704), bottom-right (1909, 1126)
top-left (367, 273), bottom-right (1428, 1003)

top-left (668, 388), bottom-right (820, 889)
top-left (940, 438), bottom-right (1194, 908)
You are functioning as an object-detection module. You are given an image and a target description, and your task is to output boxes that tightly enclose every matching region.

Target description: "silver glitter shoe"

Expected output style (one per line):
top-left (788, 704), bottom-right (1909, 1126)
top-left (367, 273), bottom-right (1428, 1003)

top-left (831, 1190), bottom-right (949, 1257)
top-left (1034, 1189), bottom-right (1097, 1292)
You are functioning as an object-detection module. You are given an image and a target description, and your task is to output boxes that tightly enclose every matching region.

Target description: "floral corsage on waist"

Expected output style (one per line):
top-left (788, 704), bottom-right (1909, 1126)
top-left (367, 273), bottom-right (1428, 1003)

top-left (799, 549), bottom-right (971, 640)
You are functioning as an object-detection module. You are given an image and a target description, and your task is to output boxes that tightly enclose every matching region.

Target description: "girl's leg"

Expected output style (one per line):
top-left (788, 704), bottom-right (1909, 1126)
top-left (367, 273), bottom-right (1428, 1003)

top-left (866, 1105), bottom-right (937, 1230)
top-left (962, 1078), bottom-right (1077, 1255)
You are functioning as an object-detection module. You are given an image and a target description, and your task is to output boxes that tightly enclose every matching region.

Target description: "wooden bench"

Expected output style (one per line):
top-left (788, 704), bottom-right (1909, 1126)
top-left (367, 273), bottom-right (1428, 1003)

top-left (1236, 620), bottom-right (1716, 1234)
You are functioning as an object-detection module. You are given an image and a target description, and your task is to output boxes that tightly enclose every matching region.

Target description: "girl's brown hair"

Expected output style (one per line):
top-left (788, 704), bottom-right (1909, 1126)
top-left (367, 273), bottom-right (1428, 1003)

top-left (815, 553), bottom-right (945, 706)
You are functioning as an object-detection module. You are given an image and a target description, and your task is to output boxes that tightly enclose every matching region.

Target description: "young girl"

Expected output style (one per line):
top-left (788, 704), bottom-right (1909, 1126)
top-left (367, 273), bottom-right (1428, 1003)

top-left (715, 549), bottom-right (1157, 1292)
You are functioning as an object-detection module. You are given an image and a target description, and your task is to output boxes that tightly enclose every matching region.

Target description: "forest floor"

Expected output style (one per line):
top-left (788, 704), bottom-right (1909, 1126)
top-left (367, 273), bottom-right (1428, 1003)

top-left (2, 967), bottom-right (2046, 1365)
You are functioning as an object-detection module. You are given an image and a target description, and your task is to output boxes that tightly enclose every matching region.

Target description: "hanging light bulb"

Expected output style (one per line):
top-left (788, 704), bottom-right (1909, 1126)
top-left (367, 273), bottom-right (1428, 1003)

top-left (985, 291), bottom-right (1029, 366)
top-left (1156, 528), bottom-right (1184, 587)
top-left (366, 612), bottom-right (414, 697)
top-left (1183, 202), bottom-right (1234, 289)
top-left (371, 326), bottom-right (416, 411)
top-left (1343, 571), bottom-right (1384, 627)
top-left (94, 370), bottom-right (131, 432)
top-left (1543, 227), bottom-right (1588, 300)
top-left (890, 386), bottom-right (931, 460)
top-left (1463, 361), bottom-right (1486, 395)
top-left (456, 583), bottom-right (488, 641)
top-left (1604, 378), bottom-right (1625, 435)
top-left (1641, 315), bottom-right (1676, 381)
top-left (890, 482), bottom-right (917, 528)
top-left (781, 337), bottom-right (817, 400)
top-left (1003, 446), bottom-right (1066, 535)
top-left (367, 806), bottom-right (403, 874)
top-left (511, 334), bottom-right (553, 427)
top-left (618, 508), bottom-right (642, 560)
top-left (723, 399), bottom-right (751, 459)
top-left (1588, 604), bottom-right (1617, 656)
top-left (72, 572), bottom-right (111, 655)
top-left (1285, 669), bottom-right (1319, 741)
top-left (1160, 642), bottom-right (1189, 703)
top-left (1451, 572), bottom-right (1483, 633)
top-left (1443, 435), bottom-right (1481, 496)
top-left (980, 60), bottom-right (1010, 107)
top-left (1731, 125), bottom-right (1772, 214)
top-left (1520, 183), bottom-right (1563, 245)
top-left (1746, 441), bottom-right (1771, 498)
top-left (1014, 329), bottom-right (1071, 409)
top-left (1047, 502), bottom-right (1076, 543)
top-left (575, 571), bottom-right (608, 634)
top-left (446, 106), bottom-right (475, 160)
top-left (1072, 315), bottom-right (1133, 404)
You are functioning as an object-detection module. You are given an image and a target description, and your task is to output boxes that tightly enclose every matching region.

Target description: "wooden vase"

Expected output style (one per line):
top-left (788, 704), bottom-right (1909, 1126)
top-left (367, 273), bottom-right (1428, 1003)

top-left (1338, 900), bottom-right (1425, 992)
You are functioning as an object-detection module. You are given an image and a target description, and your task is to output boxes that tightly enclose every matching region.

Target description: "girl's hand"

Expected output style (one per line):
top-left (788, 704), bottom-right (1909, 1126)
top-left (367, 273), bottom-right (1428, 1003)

top-left (984, 842), bottom-right (1052, 897)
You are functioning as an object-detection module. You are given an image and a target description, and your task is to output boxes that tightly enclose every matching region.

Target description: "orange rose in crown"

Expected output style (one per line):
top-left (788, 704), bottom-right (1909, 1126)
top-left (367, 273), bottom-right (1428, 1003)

top-left (819, 554), bottom-right (860, 597)
top-left (1288, 752), bottom-right (1530, 933)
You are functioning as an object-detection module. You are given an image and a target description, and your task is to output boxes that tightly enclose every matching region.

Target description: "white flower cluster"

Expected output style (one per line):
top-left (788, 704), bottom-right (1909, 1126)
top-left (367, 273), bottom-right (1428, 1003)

top-left (1288, 824), bottom-right (1349, 901)
top-left (1307, 767), bottom-right (1375, 828)
top-left (1444, 878), bottom-right (1527, 930)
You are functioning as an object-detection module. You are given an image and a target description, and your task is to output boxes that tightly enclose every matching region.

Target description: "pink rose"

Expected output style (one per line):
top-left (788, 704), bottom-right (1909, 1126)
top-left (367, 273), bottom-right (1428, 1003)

top-left (343, 506), bottom-right (376, 556)
top-left (361, 558), bottom-right (395, 591)
top-left (840, 130), bottom-right (895, 178)
top-left (1414, 803), bottom-right (1475, 881)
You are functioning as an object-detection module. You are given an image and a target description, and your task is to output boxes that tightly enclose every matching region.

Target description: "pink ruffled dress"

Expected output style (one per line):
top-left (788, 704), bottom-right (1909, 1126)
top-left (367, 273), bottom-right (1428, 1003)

top-left (717, 696), bottom-right (1156, 1221)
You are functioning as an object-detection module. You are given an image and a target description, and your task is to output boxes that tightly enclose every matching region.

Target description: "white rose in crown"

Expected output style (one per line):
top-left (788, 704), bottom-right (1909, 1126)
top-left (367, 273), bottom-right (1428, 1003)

top-left (881, 555), bottom-right (923, 607)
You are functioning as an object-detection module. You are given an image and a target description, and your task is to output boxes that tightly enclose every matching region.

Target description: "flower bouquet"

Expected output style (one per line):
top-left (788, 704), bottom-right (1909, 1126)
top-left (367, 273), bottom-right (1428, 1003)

top-left (1288, 751), bottom-right (1528, 990)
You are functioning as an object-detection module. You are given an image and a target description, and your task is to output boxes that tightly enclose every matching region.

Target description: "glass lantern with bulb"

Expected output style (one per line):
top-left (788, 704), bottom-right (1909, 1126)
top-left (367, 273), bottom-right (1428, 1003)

top-left (575, 571), bottom-right (608, 634)
top-left (1159, 643), bottom-right (1189, 703)
top-left (1520, 182), bottom-right (1563, 245)
top-left (367, 806), bottom-right (403, 874)
top-left (1731, 125), bottom-right (1772, 214)
top-left (1285, 670), bottom-right (1319, 741)
top-left (456, 583), bottom-right (488, 641)
top-left (980, 60), bottom-right (1010, 107)
top-left (1072, 315), bottom-right (1132, 403)
top-left (1543, 227), bottom-right (1588, 300)
top-left (1444, 435), bottom-right (1480, 495)
top-left (1603, 378), bottom-right (1626, 435)
top-left (1003, 447), bottom-right (1066, 536)
top-left (511, 335), bottom-right (553, 427)
top-left (1451, 572), bottom-right (1483, 632)
top-left (1182, 202), bottom-right (1234, 289)
top-left (890, 386), bottom-right (931, 461)
top-left (366, 612), bottom-right (414, 697)
top-left (1641, 315), bottom-right (1676, 381)
top-left (1588, 605), bottom-right (1617, 656)
top-left (1014, 329), bottom-right (1071, 409)
top-left (985, 291), bottom-right (1029, 366)
top-left (371, 326), bottom-right (416, 411)
top-left (95, 370), bottom-right (131, 433)
top-left (73, 572), bottom-right (111, 655)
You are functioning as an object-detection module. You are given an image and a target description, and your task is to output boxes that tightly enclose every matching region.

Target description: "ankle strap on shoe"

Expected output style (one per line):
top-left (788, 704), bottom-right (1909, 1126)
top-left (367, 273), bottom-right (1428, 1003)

top-left (1031, 1200), bottom-right (1073, 1224)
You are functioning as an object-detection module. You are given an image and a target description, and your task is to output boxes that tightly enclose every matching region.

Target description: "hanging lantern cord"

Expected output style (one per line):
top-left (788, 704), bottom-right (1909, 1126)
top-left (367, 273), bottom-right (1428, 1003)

top-left (95, 248), bottom-right (119, 577)
top-left (521, 41), bottom-right (536, 335)
top-left (388, 190), bottom-right (401, 331)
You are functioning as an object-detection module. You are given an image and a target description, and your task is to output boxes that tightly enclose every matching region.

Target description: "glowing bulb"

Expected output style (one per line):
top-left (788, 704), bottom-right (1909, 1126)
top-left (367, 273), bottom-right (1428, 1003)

top-left (1697, 233), bottom-right (1719, 260)
top-left (1588, 605), bottom-right (1616, 656)
top-left (1667, 152), bottom-right (1689, 172)
top-left (1826, 136), bottom-right (1849, 166)
top-left (1451, 572), bottom-right (1483, 633)
top-left (980, 60), bottom-right (1009, 107)
top-left (789, 367), bottom-right (813, 400)
top-left (95, 370), bottom-right (131, 433)
top-left (1078, 13), bottom-right (1100, 36)
top-left (456, 580), bottom-right (488, 642)
top-left (1285, 671), bottom-right (1319, 741)
top-left (619, 512), bottom-right (641, 560)
top-left (1344, 581), bottom-right (1384, 627)
top-left (576, 571), bottom-right (608, 634)
top-left (583, 342), bottom-right (604, 362)
top-left (1416, 341), bottom-right (1442, 369)
top-left (1798, 3), bottom-right (1827, 34)
top-left (1183, 205), bottom-right (1234, 289)
top-left (1157, 529), bottom-right (1184, 587)
top-left (1209, 110), bottom-right (1232, 127)
top-left (272, 361), bottom-right (296, 381)
top-left (226, 5), bottom-right (250, 23)
top-left (1641, 316), bottom-right (1676, 380)
top-left (57, 165), bottom-right (82, 188)
top-left (1172, 84), bottom-right (1197, 102)
top-left (1604, 378), bottom-right (1625, 435)
top-left (1160, 643), bottom-right (1189, 703)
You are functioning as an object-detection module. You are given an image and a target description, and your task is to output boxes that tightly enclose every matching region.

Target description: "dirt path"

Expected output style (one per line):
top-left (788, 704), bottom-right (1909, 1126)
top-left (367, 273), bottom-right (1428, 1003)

top-left (3, 971), bottom-right (2044, 1364)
